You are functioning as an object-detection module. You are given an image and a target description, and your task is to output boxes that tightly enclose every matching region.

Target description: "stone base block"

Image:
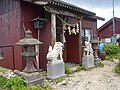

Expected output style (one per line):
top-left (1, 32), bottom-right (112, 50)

top-left (94, 58), bottom-right (101, 67)
top-left (47, 60), bottom-right (66, 79)
top-left (82, 55), bottom-right (94, 68)
top-left (14, 71), bottom-right (44, 86)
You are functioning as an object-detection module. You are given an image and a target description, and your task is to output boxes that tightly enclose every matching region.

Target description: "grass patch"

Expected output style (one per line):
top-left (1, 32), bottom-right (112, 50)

top-left (74, 66), bottom-right (82, 72)
top-left (65, 64), bottom-right (74, 74)
top-left (53, 76), bottom-right (65, 83)
top-left (65, 63), bottom-right (87, 74)
top-left (99, 63), bottom-right (104, 68)
top-left (115, 64), bottom-right (120, 74)
top-left (0, 69), bottom-right (8, 73)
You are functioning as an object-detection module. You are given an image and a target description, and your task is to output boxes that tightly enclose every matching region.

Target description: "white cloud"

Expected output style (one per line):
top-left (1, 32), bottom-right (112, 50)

top-left (92, 8), bottom-right (113, 28)
top-left (92, 7), bottom-right (120, 28)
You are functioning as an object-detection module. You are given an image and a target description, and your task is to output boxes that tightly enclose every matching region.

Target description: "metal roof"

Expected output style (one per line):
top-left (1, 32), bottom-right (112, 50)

top-left (23, 0), bottom-right (105, 20)
top-left (23, 0), bottom-right (96, 16)
top-left (48, 0), bottom-right (96, 16)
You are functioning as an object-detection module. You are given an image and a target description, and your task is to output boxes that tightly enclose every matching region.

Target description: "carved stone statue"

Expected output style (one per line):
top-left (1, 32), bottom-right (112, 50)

top-left (46, 42), bottom-right (63, 62)
top-left (46, 42), bottom-right (65, 79)
top-left (82, 41), bottom-right (94, 68)
top-left (84, 41), bottom-right (93, 55)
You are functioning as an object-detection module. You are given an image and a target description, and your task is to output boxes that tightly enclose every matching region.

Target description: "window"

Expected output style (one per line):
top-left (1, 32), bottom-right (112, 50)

top-left (82, 29), bottom-right (92, 46)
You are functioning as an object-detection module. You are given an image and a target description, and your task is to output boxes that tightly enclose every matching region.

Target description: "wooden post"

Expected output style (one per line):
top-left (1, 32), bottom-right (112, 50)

top-left (51, 13), bottom-right (56, 46)
top-left (78, 17), bottom-right (83, 64)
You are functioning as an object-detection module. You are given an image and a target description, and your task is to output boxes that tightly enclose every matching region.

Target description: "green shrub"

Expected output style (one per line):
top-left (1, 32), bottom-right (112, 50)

top-left (3, 76), bottom-right (25, 90)
top-left (0, 75), bottom-right (52, 90)
top-left (105, 43), bottom-right (120, 55)
top-left (105, 55), bottom-right (113, 61)
top-left (5, 84), bottom-right (52, 90)
top-left (113, 54), bottom-right (120, 60)
top-left (105, 54), bottom-right (120, 61)
top-left (0, 76), bottom-right (7, 88)
top-left (115, 64), bottom-right (120, 74)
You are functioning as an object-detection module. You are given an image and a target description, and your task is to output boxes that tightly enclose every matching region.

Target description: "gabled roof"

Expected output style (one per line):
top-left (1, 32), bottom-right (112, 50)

top-left (48, 0), bottom-right (95, 16)
top-left (23, 0), bottom-right (104, 20)
top-left (98, 17), bottom-right (120, 32)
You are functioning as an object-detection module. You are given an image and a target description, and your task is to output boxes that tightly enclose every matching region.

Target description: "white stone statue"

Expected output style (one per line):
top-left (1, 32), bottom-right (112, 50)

top-left (82, 41), bottom-right (94, 68)
top-left (46, 42), bottom-right (63, 62)
top-left (84, 41), bottom-right (93, 56)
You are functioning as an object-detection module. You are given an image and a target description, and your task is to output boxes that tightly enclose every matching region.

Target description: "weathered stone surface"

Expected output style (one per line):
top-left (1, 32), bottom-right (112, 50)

top-left (82, 41), bottom-right (94, 68)
top-left (47, 60), bottom-right (66, 79)
top-left (94, 58), bottom-right (101, 67)
top-left (82, 55), bottom-right (94, 68)
top-left (14, 70), bottom-right (44, 86)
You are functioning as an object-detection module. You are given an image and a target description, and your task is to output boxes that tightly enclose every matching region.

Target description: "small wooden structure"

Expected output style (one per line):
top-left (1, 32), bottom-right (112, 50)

top-left (0, 0), bottom-right (104, 70)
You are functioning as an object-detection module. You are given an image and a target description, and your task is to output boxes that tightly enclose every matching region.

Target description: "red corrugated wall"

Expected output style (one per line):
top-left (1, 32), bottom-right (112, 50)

top-left (0, 0), bottom-right (52, 70)
top-left (21, 1), bottom-right (52, 69)
top-left (0, 0), bottom-right (22, 70)
top-left (99, 20), bottom-right (120, 39)
top-left (98, 22), bottom-right (113, 39)
top-left (82, 17), bottom-right (97, 38)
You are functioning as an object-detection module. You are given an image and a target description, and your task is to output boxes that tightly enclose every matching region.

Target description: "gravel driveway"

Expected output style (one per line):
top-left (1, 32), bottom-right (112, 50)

top-left (51, 60), bottom-right (120, 90)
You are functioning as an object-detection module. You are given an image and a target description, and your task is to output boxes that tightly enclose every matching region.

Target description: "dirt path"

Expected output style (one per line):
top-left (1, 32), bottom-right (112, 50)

top-left (51, 60), bottom-right (120, 90)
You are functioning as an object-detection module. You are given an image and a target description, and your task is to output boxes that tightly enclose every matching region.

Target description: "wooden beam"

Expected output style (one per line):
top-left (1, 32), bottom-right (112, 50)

top-left (44, 6), bottom-right (78, 18)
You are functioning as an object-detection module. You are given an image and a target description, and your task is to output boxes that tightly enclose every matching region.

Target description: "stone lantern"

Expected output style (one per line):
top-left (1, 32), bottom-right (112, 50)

top-left (91, 35), bottom-right (101, 66)
top-left (16, 29), bottom-right (43, 73)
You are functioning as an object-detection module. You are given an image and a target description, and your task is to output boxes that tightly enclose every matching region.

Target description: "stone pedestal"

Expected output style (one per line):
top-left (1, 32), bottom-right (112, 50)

top-left (93, 46), bottom-right (101, 66)
top-left (23, 57), bottom-right (37, 73)
top-left (82, 54), bottom-right (94, 68)
top-left (91, 36), bottom-right (101, 67)
top-left (47, 60), bottom-right (66, 79)
top-left (94, 58), bottom-right (101, 66)
top-left (14, 71), bottom-right (44, 86)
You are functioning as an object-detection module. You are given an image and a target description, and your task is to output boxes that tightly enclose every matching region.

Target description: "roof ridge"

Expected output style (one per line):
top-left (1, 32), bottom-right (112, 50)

top-left (98, 17), bottom-right (120, 31)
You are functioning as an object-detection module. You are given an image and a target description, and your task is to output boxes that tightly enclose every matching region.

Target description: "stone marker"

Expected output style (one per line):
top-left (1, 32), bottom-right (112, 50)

top-left (82, 41), bottom-right (94, 68)
top-left (46, 42), bottom-right (66, 79)
top-left (16, 29), bottom-right (43, 85)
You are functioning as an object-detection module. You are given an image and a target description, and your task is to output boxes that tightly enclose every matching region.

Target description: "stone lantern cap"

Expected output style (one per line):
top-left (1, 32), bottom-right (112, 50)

top-left (91, 34), bottom-right (101, 44)
top-left (16, 29), bottom-right (43, 46)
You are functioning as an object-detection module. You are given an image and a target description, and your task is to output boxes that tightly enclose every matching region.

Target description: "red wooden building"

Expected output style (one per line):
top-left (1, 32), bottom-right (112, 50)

top-left (0, 0), bottom-right (104, 71)
top-left (98, 17), bottom-right (120, 39)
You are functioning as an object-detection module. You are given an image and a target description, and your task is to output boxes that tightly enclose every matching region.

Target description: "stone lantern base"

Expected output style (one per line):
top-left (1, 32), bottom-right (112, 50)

top-left (94, 58), bottom-right (101, 67)
top-left (14, 70), bottom-right (44, 86)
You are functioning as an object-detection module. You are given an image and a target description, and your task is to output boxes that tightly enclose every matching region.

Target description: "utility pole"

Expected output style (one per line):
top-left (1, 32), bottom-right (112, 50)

top-left (112, 0), bottom-right (115, 35)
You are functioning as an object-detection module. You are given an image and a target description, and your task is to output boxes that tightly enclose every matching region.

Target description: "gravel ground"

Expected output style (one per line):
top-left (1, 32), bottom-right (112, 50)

top-left (0, 60), bottom-right (120, 90)
top-left (51, 60), bottom-right (120, 90)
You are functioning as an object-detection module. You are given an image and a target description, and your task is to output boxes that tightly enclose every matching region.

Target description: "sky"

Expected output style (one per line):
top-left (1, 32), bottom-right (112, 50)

top-left (62, 0), bottom-right (120, 28)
